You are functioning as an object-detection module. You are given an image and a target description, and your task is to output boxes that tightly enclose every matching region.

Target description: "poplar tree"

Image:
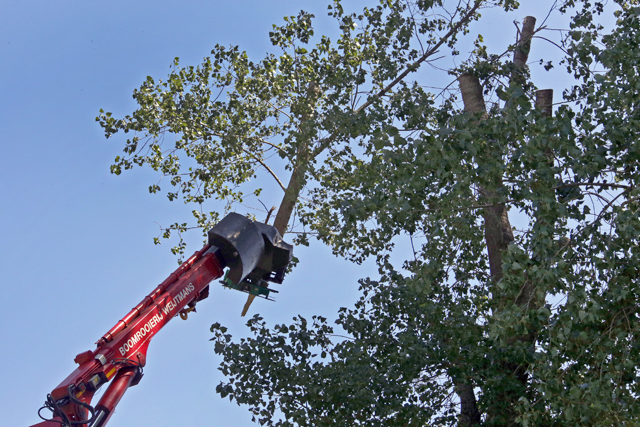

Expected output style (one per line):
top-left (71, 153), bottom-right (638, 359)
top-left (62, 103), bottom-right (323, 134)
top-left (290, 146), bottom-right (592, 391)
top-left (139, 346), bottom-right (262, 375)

top-left (99, 0), bottom-right (640, 425)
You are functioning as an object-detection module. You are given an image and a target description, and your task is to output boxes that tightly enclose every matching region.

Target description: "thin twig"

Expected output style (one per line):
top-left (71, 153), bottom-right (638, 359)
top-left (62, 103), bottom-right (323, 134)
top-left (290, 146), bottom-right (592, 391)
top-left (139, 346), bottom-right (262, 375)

top-left (311, 0), bottom-right (484, 159)
top-left (552, 182), bottom-right (633, 191)
top-left (355, 1), bottom-right (482, 114)
top-left (260, 139), bottom-right (289, 155)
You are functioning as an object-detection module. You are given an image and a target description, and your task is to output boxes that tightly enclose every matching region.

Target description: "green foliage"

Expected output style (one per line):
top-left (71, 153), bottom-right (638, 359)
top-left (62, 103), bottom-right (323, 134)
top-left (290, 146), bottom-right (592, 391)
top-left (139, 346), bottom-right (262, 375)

top-left (97, 0), bottom-right (484, 253)
top-left (101, 0), bottom-right (640, 425)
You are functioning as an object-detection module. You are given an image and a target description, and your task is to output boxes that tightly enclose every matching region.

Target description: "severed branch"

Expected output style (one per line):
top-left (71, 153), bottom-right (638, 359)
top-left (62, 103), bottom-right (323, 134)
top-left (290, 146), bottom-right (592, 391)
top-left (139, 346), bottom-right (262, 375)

top-left (456, 15), bottom-right (541, 426)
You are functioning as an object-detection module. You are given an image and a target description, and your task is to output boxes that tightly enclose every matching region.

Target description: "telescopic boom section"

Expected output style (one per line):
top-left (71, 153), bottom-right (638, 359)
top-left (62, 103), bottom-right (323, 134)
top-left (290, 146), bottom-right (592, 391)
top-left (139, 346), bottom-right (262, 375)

top-left (97, 244), bottom-right (213, 347)
top-left (29, 213), bottom-right (292, 427)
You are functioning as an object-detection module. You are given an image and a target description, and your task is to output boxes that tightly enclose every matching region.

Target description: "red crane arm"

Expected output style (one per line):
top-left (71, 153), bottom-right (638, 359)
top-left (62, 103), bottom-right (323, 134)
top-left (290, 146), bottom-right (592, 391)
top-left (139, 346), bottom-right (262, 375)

top-left (97, 243), bottom-right (214, 347)
top-left (29, 213), bottom-right (293, 427)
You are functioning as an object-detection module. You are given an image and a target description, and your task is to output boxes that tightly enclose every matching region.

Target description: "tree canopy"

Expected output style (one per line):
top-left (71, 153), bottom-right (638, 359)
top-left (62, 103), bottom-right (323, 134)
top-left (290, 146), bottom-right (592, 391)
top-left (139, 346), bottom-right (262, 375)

top-left (98, 0), bottom-right (640, 425)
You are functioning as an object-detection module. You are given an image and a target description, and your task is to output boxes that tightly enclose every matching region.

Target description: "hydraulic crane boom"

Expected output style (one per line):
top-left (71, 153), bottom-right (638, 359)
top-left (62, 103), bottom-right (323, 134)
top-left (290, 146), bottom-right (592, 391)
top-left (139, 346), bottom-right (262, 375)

top-left (29, 213), bottom-right (293, 427)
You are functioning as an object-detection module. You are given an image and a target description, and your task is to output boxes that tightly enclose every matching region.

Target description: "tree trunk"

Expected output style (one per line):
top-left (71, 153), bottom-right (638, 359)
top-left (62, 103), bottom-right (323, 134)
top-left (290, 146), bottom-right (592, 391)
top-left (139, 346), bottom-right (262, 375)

top-left (513, 16), bottom-right (537, 81)
top-left (272, 82), bottom-right (322, 236)
top-left (455, 383), bottom-right (482, 427)
top-left (535, 89), bottom-right (553, 116)
top-left (457, 16), bottom-right (541, 426)
top-left (273, 157), bottom-right (307, 236)
top-left (459, 73), bottom-right (515, 283)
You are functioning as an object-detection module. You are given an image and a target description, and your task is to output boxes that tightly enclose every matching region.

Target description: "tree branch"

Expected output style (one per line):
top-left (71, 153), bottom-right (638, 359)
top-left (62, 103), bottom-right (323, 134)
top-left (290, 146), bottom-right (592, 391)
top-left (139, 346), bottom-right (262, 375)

top-left (241, 147), bottom-right (286, 192)
top-left (311, 0), bottom-right (484, 159)
top-left (355, 0), bottom-right (483, 114)
top-left (553, 182), bottom-right (633, 191)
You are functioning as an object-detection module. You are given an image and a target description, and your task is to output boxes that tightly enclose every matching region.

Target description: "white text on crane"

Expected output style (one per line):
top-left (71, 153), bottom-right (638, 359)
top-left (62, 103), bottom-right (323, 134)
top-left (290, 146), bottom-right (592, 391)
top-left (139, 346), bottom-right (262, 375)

top-left (161, 283), bottom-right (195, 316)
top-left (119, 313), bottom-right (164, 355)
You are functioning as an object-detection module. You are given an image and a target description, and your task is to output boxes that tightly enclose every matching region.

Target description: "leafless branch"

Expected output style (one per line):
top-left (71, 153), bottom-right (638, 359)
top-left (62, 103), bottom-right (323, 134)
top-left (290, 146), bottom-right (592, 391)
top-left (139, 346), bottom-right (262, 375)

top-left (241, 147), bottom-right (286, 191)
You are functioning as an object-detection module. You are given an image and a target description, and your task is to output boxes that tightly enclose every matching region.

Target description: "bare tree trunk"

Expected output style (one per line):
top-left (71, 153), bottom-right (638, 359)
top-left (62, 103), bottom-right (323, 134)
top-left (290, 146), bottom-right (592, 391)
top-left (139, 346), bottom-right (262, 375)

top-left (455, 383), bottom-right (482, 427)
top-left (535, 89), bottom-right (553, 116)
top-left (455, 73), bottom-right (490, 427)
top-left (457, 16), bottom-right (542, 426)
top-left (273, 82), bottom-right (322, 236)
top-left (459, 73), bottom-right (515, 283)
top-left (513, 17), bottom-right (537, 79)
top-left (273, 152), bottom-right (308, 236)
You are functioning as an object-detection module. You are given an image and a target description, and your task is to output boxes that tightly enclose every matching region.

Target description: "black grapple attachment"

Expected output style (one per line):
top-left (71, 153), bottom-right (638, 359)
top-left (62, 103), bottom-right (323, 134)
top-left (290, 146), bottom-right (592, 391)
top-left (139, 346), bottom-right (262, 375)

top-left (207, 213), bottom-right (293, 299)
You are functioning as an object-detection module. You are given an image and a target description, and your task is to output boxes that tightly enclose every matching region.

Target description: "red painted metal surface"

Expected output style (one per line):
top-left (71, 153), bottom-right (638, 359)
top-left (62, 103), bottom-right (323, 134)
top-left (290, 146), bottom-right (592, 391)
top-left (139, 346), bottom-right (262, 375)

top-left (30, 246), bottom-right (224, 427)
top-left (97, 245), bottom-right (212, 346)
top-left (28, 421), bottom-right (62, 427)
top-left (90, 367), bottom-right (139, 427)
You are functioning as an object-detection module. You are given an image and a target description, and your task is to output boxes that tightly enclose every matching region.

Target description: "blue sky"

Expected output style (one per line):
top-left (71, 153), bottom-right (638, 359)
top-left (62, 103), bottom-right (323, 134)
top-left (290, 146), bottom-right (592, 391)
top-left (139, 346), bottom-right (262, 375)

top-left (1, 2), bottom-right (369, 426)
top-left (0, 1), bottom-right (613, 426)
